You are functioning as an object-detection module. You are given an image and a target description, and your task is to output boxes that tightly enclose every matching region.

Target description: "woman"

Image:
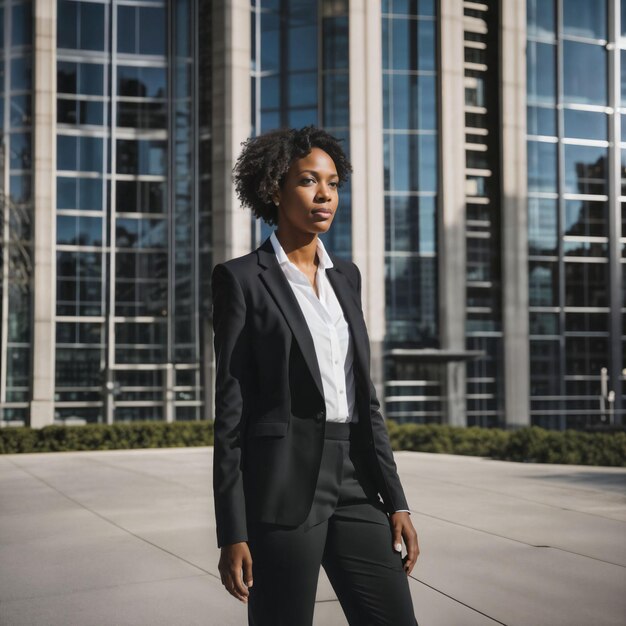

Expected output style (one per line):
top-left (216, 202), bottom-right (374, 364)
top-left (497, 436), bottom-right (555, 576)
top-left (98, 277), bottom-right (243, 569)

top-left (212, 126), bottom-right (419, 625)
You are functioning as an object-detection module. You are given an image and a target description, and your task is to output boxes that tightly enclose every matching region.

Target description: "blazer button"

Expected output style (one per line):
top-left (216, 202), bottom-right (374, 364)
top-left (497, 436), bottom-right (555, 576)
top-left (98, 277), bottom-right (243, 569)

top-left (315, 410), bottom-right (325, 422)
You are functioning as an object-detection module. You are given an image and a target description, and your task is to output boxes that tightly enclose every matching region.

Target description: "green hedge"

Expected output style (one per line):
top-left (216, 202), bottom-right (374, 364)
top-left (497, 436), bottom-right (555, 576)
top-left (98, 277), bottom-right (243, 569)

top-left (0, 421), bottom-right (213, 454)
top-left (1, 421), bottom-right (624, 466)
top-left (386, 422), bottom-right (626, 467)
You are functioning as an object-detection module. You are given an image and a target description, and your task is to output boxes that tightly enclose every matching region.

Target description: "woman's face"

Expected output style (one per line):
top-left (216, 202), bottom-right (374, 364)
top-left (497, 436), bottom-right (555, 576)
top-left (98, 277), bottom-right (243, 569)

top-left (274, 147), bottom-right (339, 236)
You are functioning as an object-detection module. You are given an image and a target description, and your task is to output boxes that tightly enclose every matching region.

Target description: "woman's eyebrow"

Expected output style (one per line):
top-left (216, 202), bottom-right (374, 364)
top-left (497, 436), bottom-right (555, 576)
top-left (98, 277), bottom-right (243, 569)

top-left (296, 169), bottom-right (339, 178)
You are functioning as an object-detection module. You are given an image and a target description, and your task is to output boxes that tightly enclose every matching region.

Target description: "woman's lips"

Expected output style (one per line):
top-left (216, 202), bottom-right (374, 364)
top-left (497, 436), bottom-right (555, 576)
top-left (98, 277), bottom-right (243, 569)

top-left (312, 209), bottom-right (333, 220)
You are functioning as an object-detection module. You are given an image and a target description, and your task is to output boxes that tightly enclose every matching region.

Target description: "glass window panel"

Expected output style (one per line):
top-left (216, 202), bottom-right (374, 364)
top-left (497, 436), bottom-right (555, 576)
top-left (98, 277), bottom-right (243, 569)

top-left (322, 16), bottom-right (348, 70)
top-left (528, 197), bottom-right (558, 255)
top-left (565, 261), bottom-right (608, 306)
top-left (80, 63), bottom-right (104, 96)
top-left (392, 133), bottom-right (437, 192)
top-left (529, 312), bottom-right (559, 335)
top-left (10, 95), bottom-right (31, 128)
top-left (563, 240), bottom-right (608, 257)
top-left (116, 140), bottom-right (166, 175)
top-left (565, 336), bottom-right (608, 376)
top-left (139, 7), bottom-right (166, 55)
top-left (385, 195), bottom-right (436, 254)
top-left (289, 71), bottom-right (317, 107)
top-left (527, 0), bottom-right (555, 38)
top-left (261, 111), bottom-right (281, 132)
top-left (57, 215), bottom-right (102, 246)
top-left (288, 108), bottom-right (318, 128)
top-left (323, 73), bottom-right (348, 127)
top-left (385, 255), bottom-right (437, 344)
top-left (80, 101), bottom-right (104, 126)
top-left (529, 260), bottom-right (558, 306)
top-left (11, 57), bottom-right (31, 90)
top-left (527, 106), bottom-right (556, 136)
top-left (386, 17), bottom-right (435, 71)
top-left (417, 19), bottom-right (435, 71)
top-left (78, 137), bottom-right (103, 173)
top-left (10, 132), bottom-right (31, 170)
top-left (141, 67), bottom-right (167, 98)
top-left (12, 2), bottom-right (32, 46)
top-left (563, 109), bottom-right (606, 141)
top-left (58, 99), bottom-right (77, 124)
top-left (116, 218), bottom-right (167, 249)
top-left (58, 135), bottom-right (76, 170)
top-left (565, 313), bottom-right (609, 333)
top-left (77, 178), bottom-right (102, 211)
top-left (57, 177), bottom-right (77, 209)
top-left (117, 101), bottom-right (167, 129)
top-left (56, 322), bottom-right (103, 345)
top-left (58, 62), bottom-right (77, 94)
top-left (261, 75), bottom-right (280, 109)
top-left (563, 144), bottom-right (607, 195)
top-left (565, 200), bottom-right (607, 237)
top-left (527, 140), bottom-right (557, 192)
top-left (117, 6), bottom-right (135, 53)
top-left (563, 41), bottom-right (606, 105)
top-left (55, 348), bottom-right (102, 386)
top-left (56, 249), bottom-right (102, 279)
top-left (526, 41), bottom-right (555, 104)
top-left (387, 73), bottom-right (436, 131)
top-left (80, 2), bottom-right (104, 51)
top-left (288, 25), bottom-right (318, 71)
top-left (58, 0), bottom-right (78, 49)
top-left (261, 12), bottom-right (280, 72)
top-left (562, 0), bottom-right (606, 40)
top-left (622, 51), bottom-right (626, 106)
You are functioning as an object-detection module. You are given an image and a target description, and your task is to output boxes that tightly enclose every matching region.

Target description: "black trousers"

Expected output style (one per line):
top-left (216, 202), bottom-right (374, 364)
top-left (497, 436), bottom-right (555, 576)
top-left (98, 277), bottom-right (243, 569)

top-left (247, 422), bottom-right (418, 626)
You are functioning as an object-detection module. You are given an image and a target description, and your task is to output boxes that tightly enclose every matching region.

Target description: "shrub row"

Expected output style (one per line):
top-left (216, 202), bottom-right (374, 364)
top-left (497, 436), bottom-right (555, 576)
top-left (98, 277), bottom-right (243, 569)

top-left (386, 422), bottom-right (626, 467)
top-left (0, 421), bottom-right (214, 454)
top-left (0, 421), bottom-right (624, 466)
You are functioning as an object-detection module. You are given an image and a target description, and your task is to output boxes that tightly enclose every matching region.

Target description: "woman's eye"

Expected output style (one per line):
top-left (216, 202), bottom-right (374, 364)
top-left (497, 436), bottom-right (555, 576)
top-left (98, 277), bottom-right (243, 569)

top-left (329, 181), bottom-right (338, 188)
top-left (301, 178), bottom-right (315, 185)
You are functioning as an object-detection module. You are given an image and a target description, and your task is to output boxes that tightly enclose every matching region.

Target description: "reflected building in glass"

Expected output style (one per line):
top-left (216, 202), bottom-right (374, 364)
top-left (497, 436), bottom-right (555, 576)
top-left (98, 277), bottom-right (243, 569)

top-left (0, 0), bottom-right (623, 430)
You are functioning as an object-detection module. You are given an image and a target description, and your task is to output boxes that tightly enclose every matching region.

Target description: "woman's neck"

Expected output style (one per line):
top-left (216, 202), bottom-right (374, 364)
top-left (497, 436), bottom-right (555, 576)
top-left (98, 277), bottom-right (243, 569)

top-left (275, 229), bottom-right (319, 269)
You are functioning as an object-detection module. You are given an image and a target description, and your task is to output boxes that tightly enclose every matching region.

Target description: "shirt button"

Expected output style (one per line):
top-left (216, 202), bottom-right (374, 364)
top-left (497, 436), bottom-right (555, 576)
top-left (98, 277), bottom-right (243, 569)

top-left (339, 389), bottom-right (344, 395)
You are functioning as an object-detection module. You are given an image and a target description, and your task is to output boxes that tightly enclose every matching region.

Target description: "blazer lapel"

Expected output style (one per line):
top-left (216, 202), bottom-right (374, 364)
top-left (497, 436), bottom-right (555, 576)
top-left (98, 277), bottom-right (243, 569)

top-left (325, 267), bottom-right (370, 382)
top-left (256, 238), bottom-right (325, 400)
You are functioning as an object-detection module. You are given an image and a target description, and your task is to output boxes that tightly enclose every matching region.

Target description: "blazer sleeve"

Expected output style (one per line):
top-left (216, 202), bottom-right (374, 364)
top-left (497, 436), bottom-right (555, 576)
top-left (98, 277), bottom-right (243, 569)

top-left (353, 263), bottom-right (410, 513)
top-left (211, 263), bottom-right (249, 547)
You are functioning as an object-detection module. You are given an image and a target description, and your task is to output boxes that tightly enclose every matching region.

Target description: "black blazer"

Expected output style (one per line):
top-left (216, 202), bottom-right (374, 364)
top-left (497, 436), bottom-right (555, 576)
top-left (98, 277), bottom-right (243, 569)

top-left (211, 236), bottom-right (409, 548)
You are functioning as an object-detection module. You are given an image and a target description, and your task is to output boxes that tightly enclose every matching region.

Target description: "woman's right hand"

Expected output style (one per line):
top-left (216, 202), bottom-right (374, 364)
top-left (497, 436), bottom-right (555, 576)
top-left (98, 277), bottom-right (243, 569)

top-left (218, 542), bottom-right (253, 603)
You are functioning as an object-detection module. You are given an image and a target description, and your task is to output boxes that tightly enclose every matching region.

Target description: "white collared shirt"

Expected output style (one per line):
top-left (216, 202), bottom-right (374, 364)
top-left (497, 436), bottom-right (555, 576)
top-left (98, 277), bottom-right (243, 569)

top-left (269, 231), bottom-right (358, 424)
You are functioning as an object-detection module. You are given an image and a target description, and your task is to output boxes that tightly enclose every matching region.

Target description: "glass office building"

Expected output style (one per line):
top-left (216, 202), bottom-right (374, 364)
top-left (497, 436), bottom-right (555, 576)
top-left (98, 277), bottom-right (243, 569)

top-left (0, 0), bottom-right (623, 429)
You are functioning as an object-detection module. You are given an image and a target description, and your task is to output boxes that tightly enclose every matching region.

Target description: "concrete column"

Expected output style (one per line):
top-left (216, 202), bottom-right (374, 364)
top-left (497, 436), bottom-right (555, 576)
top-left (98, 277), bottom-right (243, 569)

top-left (30, 0), bottom-right (56, 428)
top-left (349, 0), bottom-right (386, 398)
top-left (211, 0), bottom-right (252, 265)
top-left (500, 0), bottom-right (530, 428)
top-left (439, 0), bottom-right (467, 426)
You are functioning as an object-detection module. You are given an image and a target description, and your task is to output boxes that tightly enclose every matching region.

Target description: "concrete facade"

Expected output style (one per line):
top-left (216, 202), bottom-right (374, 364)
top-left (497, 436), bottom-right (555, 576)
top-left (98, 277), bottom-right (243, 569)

top-left (500, 0), bottom-right (531, 427)
top-left (29, 0), bottom-right (57, 429)
top-left (439, 0), bottom-right (469, 427)
top-left (348, 0), bottom-right (386, 398)
top-left (211, 0), bottom-right (252, 266)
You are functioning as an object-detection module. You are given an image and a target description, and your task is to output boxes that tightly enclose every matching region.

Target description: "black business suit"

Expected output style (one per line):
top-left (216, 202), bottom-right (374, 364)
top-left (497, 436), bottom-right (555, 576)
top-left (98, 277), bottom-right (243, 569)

top-left (212, 235), bottom-right (416, 625)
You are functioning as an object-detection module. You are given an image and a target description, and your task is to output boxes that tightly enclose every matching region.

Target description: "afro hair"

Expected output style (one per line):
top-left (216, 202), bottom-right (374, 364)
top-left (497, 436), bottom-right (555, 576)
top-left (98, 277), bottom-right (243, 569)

top-left (232, 126), bottom-right (352, 226)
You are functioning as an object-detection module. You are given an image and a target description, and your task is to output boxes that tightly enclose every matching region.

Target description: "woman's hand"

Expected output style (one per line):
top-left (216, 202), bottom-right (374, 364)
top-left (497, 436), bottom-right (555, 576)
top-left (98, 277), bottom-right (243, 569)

top-left (218, 542), bottom-right (253, 603)
top-left (390, 511), bottom-right (420, 575)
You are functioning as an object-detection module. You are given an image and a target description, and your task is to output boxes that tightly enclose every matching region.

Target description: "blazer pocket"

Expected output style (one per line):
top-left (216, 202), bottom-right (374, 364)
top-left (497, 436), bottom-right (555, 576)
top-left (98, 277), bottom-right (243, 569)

top-left (248, 421), bottom-right (289, 438)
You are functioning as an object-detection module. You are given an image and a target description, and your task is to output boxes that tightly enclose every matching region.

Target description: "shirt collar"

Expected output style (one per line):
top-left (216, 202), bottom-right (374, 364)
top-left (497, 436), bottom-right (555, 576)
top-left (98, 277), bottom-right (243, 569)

top-left (269, 231), bottom-right (334, 271)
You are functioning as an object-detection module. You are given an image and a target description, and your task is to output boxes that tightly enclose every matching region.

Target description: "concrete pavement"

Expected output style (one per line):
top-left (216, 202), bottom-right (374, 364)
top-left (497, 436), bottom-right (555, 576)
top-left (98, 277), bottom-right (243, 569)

top-left (0, 447), bottom-right (624, 626)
